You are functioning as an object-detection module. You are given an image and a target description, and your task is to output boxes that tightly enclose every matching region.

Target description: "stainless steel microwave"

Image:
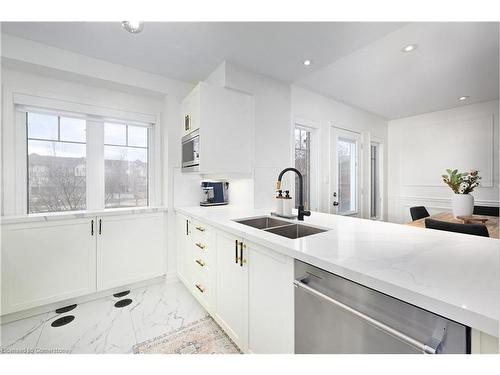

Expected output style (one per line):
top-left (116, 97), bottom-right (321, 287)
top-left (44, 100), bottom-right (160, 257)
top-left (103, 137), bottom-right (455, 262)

top-left (182, 129), bottom-right (200, 172)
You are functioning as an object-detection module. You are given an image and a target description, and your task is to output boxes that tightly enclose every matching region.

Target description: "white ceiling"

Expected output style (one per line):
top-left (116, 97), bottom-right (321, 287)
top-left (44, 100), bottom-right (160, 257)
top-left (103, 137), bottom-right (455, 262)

top-left (298, 22), bottom-right (500, 119)
top-left (1, 22), bottom-right (498, 119)
top-left (0, 22), bottom-right (403, 83)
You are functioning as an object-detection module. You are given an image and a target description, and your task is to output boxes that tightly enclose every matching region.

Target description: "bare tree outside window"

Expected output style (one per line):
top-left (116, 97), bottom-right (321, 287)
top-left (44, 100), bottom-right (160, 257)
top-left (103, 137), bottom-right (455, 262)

top-left (27, 113), bottom-right (86, 213)
top-left (294, 127), bottom-right (311, 210)
top-left (104, 123), bottom-right (148, 208)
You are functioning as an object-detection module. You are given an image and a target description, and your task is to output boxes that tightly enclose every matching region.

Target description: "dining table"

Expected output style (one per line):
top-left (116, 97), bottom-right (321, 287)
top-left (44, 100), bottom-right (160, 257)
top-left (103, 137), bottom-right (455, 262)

top-left (406, 211), bottom-right (499, 239)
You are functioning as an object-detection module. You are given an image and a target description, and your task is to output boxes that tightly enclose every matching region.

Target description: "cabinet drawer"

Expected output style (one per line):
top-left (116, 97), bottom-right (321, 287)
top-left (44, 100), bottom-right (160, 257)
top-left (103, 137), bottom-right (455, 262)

top-left (193, 255), bottom-right (211, 274)
top-left (192, 277), bottom-right (211, 309)
top-left (192, 221), bottom-right (214, 242)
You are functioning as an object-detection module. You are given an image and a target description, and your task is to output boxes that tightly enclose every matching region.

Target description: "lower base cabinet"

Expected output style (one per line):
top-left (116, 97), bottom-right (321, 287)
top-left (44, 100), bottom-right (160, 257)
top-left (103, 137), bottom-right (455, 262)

top-left (1, 212), bottom-right (166, 316)
top-left (97, 213), bottom-right (165, 291)
top-left (214, 230), bottom-right (248, 350)
top-left (247, 242), bottom-right (294, 353)
top-left (1, 218), bottom-right (96, 315)
top-left (175, 213), bottom-right (295, 353)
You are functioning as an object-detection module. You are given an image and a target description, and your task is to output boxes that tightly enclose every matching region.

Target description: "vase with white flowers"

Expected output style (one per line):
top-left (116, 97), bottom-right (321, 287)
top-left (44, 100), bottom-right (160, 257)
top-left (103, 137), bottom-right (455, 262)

top-left (442, 169), bottom-right (481, 217)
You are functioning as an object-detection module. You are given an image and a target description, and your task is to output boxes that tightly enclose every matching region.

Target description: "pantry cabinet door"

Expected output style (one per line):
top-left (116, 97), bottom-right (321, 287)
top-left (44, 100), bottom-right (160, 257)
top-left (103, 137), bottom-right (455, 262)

top-left (1, 218), bottom-right (97, 314)
top-left (214, 230), bottom-right (248, 350)
top-left (247, 242), bottom-right (294, 353)
top-left (96, 213), bottom-right (165, 291)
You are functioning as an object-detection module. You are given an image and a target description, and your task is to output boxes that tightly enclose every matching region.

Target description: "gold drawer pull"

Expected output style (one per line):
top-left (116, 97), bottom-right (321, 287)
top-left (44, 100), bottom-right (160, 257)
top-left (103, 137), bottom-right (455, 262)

top-left (195, 242), bottom-right (206, 249)
top-left (195, 284), bottom-right (205, 293)
top-left (195, 259), bottom-right (206, 267)
top-left (195, 226), bottom-right (205, 232)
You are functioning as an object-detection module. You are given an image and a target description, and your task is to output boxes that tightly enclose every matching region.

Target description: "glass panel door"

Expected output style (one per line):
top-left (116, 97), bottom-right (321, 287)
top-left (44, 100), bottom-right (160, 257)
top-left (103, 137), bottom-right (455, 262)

top-left (331, 128), bottom-right (361, 216)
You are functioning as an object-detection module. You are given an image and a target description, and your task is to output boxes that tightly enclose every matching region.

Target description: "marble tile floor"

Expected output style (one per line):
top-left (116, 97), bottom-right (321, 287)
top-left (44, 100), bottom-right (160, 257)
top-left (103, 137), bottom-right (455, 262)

top-left (0, 280), bottom-right (208, 354)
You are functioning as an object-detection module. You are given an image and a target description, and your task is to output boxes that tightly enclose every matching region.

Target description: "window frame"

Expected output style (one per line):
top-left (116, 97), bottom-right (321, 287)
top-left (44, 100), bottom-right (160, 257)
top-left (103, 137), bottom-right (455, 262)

top-left (26, 112), bottom-right (88, 214)
top-left (15, 105), bottom-right (159, 215)
top-left (293, 119), bottom-right (320, 212)
top-left (370, 138), bottom-right (384, 221)
top-left (103, 122), bottom-right (150, 209)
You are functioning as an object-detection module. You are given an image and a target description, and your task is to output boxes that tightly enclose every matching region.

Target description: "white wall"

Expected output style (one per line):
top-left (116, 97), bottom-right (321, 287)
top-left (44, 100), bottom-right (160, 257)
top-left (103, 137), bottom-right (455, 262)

top-left (291, 85), bottom-right (388, 219)
top-left (387, 100), bottom-right (499, 223)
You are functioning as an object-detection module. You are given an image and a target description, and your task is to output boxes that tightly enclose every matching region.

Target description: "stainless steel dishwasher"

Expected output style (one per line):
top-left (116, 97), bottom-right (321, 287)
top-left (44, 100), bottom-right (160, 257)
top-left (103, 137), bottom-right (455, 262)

top-left (294, 260), bottom-right (470, 354)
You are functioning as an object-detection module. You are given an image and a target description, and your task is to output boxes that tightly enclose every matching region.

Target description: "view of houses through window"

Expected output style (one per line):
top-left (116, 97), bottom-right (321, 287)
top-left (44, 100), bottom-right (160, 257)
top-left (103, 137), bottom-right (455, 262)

top-left (104, 123), bottom-right (148, 208)
top-left (27, 112), bottom-right (87, 213)
top-left (26, 111), bottom-right (150, 214)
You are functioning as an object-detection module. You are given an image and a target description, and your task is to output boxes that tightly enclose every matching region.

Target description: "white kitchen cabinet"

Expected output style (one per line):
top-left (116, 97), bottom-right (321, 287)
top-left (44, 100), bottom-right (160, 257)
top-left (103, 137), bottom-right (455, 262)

top-left (190, 220), bottom-right (216, 313)
top-left (181, 81), bottom-right (253, 174)
top-left (1, 218), bottom-right (96, 314)
top-left (247, 241), bottom-right (294, 354)
top-left (176, 213), bottom-right (193, 288)
top-left (214, 230), bottom-right (248, 350)
top-left (181, 84), bottom-right (200, 136)
top-left (96, 213), bottom-right (165, 291)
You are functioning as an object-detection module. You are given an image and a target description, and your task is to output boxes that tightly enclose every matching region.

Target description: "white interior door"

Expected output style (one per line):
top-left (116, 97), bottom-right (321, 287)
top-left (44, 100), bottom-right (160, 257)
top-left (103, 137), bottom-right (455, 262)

top-left (330, 127), bottom-right (361, 216)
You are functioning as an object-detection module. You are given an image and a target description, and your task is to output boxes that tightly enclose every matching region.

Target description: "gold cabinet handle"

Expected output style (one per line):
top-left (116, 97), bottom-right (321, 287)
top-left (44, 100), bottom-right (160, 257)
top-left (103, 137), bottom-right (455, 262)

top-left (195, 259), bottom-right (206, 267)
top-left (195, 242), bottom-right (206, 249)
top-left (195, 226), bottom-right (205, 232)
top-left (195, 284), bottom-right (205, 293)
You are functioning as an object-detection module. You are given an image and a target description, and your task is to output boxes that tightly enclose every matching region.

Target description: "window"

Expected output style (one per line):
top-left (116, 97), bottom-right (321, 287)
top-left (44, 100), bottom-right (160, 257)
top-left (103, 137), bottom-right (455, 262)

top-left (27, 112), bottom-right (86, 213)
top-left (104, 123), bottom-right (148, 208)
top-left (23, 108), bottom-right (153, 215)
top-left (337, 138), bottom-right (357, 214)
top-left (294, 127), bottom-right (311, 210)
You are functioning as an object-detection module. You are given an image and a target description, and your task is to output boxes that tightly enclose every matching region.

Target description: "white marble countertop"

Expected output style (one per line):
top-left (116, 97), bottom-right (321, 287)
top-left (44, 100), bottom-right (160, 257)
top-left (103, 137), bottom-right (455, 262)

top-left (0, 206), bottom-right (168, 225)
top-left (176, 205), bottom-right (500, 337)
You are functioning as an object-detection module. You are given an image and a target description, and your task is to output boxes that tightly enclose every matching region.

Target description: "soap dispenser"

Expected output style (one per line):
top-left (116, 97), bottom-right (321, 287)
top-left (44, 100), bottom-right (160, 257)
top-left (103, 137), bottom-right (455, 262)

top-left (283, 190), bottom-right (293, 217)
top-left (275, 190), bottom-right (284, 216)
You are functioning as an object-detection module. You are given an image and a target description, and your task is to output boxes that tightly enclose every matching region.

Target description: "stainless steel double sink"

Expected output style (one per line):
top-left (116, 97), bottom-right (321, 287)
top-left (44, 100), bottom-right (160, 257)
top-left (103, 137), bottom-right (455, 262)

top-left (234, 216), bottom-right (327, 239)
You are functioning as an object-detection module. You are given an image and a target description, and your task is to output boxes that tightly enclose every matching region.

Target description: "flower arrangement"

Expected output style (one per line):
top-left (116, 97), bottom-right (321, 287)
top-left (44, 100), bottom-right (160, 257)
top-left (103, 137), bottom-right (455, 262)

top-left (442, 169), bottom-right (481, 194)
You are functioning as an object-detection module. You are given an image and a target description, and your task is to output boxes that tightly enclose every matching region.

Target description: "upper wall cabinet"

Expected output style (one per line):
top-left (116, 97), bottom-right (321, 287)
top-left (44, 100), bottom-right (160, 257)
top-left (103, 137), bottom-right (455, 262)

top-left (181, 82), bottom-right (253, 175)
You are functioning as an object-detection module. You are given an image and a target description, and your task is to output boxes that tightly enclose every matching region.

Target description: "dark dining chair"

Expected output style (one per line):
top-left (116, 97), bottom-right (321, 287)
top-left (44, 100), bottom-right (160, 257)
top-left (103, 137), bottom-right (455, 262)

top-left (425, 218), bottom-right (489, 237)
top-left (473, 206), bottom-right (499, 217)
top-left (410, 206), bottom-right (430, 221)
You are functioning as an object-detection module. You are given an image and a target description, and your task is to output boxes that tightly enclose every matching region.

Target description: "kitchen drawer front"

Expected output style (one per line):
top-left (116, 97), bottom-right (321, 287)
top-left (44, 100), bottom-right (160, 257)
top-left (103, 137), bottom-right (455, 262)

top-left (192, 273), bottom-right (211, 310)
top-left (192, 221), bottom-right (214, 243)
top-left (192, 251), bottom-right (211, 275)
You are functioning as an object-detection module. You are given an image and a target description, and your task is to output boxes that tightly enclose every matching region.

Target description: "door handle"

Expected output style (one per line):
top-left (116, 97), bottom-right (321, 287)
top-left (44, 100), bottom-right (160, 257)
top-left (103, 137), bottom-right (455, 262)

top-left (235, 240), bottom-right (239, 263)
top-left (239, 241), bottom-right (246, 267)
top-left (195, 259), bottom-right (206, 267)
top-left (293, 277), bottom-right (439, 354)
top-left (195, 242), bottom-right (206, 250)
top-left (91, 219), bottom-right (94, 236)
top-left (333, 201), bottom-right (339, 206)
top-left (195, 225), bottom-right (205, 232)
top-left (195, 283), bottom-right (205, 293)
top-left (98, 219), bottom-right (102, 235)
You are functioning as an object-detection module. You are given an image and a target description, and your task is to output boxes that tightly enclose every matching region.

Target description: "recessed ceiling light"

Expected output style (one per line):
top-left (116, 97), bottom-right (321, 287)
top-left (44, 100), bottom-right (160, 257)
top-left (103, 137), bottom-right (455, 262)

top-left (303, 59), bottom-right (312, 66)
top-left (122, 21), bottom-right (144, 34)
top-left (458, 96), bottom-right (469, 101)
top-left (401, 44), bottom-right (418, 53)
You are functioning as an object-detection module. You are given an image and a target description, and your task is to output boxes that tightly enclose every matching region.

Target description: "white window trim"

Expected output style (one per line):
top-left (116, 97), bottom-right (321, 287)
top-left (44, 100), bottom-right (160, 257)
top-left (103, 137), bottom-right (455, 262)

top-left (370, 137), bottom-right (385, 221)
top-left (292, 117), bottom-right (321, 212)
top-left (11, 99), bottom-right (161, 216)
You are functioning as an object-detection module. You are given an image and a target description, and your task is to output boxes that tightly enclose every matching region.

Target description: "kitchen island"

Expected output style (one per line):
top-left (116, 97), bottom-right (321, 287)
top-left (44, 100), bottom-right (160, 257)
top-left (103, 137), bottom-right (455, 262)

top-left (175, 205), bottom-right (499, 353)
